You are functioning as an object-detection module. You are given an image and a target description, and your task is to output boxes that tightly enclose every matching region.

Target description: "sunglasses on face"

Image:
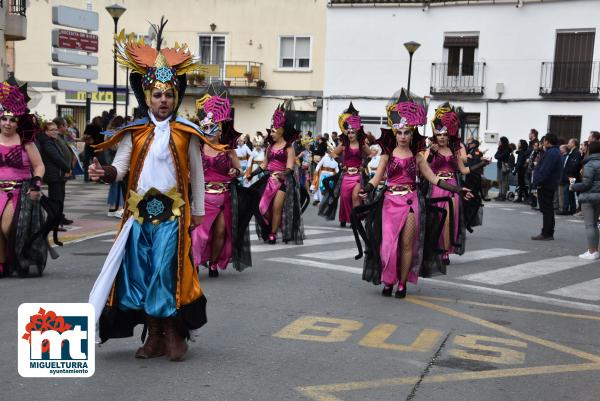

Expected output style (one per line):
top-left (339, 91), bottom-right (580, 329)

top-left (1, 116), bottom-right (18, 123)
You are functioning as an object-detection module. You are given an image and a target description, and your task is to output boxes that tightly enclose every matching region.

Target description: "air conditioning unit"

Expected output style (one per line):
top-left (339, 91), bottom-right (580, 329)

top-left (484, 131), bottom-right (498, 143)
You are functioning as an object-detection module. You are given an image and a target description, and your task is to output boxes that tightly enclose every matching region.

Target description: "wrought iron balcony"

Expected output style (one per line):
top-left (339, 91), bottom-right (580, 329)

top-left (4, 0), bottom-right (27, 41)
top-left (188, 61), bottom-right (264, 89)
top-left (8, 0), bottom-right (27, 16)
top-left (430, 62), bottom-right (485, 95)
top-left (539, 61), bottom-right (600, 96)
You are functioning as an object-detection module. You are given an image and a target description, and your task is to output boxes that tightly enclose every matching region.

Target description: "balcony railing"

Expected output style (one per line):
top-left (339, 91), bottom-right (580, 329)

top-left (8, 0), bottom-right (26, 16)
top-left (430, 62), bottom-right (485, 95)
top-left (539, 61), bottom-right (600, 96)
top-left (188, 61), bottom-right (264, 89)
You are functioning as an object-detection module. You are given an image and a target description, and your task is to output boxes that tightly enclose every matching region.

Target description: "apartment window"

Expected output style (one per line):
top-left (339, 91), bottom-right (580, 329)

top-left (279, 36), bottom-right (311, 69)
top-left (199, 35), bottom-right (226, 66)
top-left (552, 30), bottom-right (596, 93)
top-left (444, 34), bottom-right (478, 76)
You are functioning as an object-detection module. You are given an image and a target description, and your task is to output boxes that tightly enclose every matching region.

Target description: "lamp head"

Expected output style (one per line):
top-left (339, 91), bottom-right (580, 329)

top-left (404, 41), bottom-right (421, 55)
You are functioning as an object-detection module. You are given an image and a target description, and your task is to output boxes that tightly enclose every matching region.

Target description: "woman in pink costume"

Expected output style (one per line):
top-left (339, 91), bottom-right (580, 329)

top-left (355, 90), bottom-right (473, 298)
top-left (191, 92), bottom-right (255, 277)
top-left (0, 78), bottom-right (45, 277)
top-left (252, 104), bottom-right (303, 244)
top-left (331, 103), bottom-right (371, 227)
top-left (424, 103), bottom-right (488, 267)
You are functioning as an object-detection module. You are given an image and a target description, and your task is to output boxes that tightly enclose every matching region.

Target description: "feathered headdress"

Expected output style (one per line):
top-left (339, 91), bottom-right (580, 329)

top-left (266, 100), bottom-right (300, 147)
top-left (0, 77), bottom-right (29, 117)
top-left (338, 102), bottom-right (362, 135)
top-left (0, 77), bottom-right (40, 143)
top-left (114, 16), bottom-right (201, 117)
top-left (431, 102), bottom-right (462, 151)
top-left (195, 87), bottom-right (240, 148)
top-left (378, 88), bottom-right (426, 156)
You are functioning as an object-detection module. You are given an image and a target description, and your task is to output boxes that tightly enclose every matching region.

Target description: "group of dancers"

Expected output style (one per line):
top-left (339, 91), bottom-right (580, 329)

top-left (3, 18), bottom-right (487, 361)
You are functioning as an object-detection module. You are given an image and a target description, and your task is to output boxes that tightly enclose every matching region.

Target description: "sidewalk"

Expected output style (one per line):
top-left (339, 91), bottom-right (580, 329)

top-left (54, 178), bottom-right (122, 243)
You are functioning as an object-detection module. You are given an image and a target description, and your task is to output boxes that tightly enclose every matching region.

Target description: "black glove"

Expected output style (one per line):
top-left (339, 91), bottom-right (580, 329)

top-left (248, 167), bottom-right (264, 178)
top-left (436, 178), bottom-right (461, 194)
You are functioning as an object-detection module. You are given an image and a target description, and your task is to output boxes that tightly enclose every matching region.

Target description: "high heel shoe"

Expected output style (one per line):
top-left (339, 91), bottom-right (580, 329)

top-left (207, 261), bottom-right (219, 278)
top-left (442, 253), bottom-right (450, 265)
top-left (268, 233), bottom-right (277, 244)
top-left (395, 283), bottom-right (407, 299)
top-left (382, 285), bottom-right (393, 297)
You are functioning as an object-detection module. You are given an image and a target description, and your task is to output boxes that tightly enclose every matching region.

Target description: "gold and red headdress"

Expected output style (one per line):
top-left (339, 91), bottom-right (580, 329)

top-left (114, 17), bottom-right (201, 114)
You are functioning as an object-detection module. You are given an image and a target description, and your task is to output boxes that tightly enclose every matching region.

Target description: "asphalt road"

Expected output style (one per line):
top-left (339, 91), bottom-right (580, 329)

top-left (2, 193), bottom-right (600, 401)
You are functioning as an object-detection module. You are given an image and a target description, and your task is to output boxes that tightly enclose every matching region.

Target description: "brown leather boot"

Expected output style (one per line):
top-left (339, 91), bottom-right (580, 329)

top-left (135, 317), bottom-right (166, 359)
top-left (163, 318), bottom-right (188, 361)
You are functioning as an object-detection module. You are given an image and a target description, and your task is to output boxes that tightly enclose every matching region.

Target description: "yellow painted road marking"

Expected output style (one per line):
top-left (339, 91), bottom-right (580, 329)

top-left (414, 295), bottom-right (600, 321)
top-left (449, 334), bottom-right (527, 365)
top-left (273, 316), bottom-right (363, 343)
top-left (297, 363), bottom-right (600, 401)
top-left (296, 297), bottom-right (600, 401)
top-left (358, 325), bottom-right (443, 353)
top-left (406, 297), bottom-right (600, 363)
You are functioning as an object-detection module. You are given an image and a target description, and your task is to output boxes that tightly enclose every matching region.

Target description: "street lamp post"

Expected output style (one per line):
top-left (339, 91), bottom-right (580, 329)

top-left (404, 41), bottom-right (421, 94)
top-left (105, 4), bottom-right (127, 116)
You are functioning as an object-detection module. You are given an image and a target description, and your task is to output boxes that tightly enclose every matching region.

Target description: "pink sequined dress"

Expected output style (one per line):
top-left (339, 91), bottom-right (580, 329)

top-left (258, 146), bottom-right (287, 223)
top-left (191, 150), bottom-right (234, 269)
top-left (0, 144), bottom-right (31, 214)
top-left (428, 152), bottom-right (460, 254)
top-left (380, 156), bottom-right (422, 286)
top-left (339, 146), bottom-right (363, 223)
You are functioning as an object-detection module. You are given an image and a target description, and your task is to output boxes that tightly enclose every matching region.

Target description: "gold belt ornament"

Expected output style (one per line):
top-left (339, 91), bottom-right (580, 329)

top-left (127, 187), bottom-right (185, 225)
top-left (436, 172), bottom-right (454, 180)
top-left (387, 184), bottom-right (415, 196)
top-left (0, 180), bottom-right (21, 192)
top-left (205, 182), bottom-right (229, 194)
top-left (346, 167), bottom-right (359, 175)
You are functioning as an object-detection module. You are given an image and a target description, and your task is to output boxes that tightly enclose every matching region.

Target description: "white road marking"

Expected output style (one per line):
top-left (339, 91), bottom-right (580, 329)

top-left (450, 248), bottom-right (528, 265)
top-left (520, 211), bottom-right (536, 215)
top-left (304, 225), bottom-right (350, 232)
top-left (266, 257), bottom-right (600, 313)
top-left (500, 208), bottom-right (515, 211)
top-left (457, 256), bottom-right (597, 285)
top-left (303, 229), bottom-right (334, 236)
top-left (547, 277), bottom-right (600, 301)
top-left (252, 235), bottom-right (355, 253)
top-left (267, 257), bottom-right (362, 274)
top-left (567, 219), bottom-right (583, 223)
top-left (299, 249), bottom-right (359, 260)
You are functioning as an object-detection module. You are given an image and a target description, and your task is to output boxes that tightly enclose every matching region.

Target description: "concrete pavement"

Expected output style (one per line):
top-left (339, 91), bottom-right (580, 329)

top-left (2, 196), bottom-right (600, 401)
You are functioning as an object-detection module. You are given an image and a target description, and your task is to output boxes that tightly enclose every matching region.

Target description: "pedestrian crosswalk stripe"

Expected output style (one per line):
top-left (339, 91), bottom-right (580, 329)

top-left (299, 249), bottom-right (358, 260)
top-left (303, 229), bottom-right (334, 236)
top-left (457, 256), bottom-right (596, 285)
top-left (451, 248), bottom-right (527, 265)
top-left (252, 235), bottom-right (355, 253)
top-left (267, 257), bottom-right (362, 274)
top-left (567, 219), bottom-right (583, 223)
top-left (547, 277), bottom-right (600, 301)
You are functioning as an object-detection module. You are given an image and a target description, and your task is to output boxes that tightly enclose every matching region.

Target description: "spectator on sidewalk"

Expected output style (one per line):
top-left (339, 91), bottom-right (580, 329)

top-left (531, 133), bottom-right (563, 240)
top-left (529, 140), bottom-right (542, 208)
top-left (494, 136), bottom-right (511, 201)
top-left (514, 140), bottom-right (529, 202)
top-left (105, 116), bottom-right (125, 218)
top-left (556, 144), bottom-right (569, 212)
top-left (558, 138), bottom-right (581, 215)
top-left (588, 130), bottom-right (600, 144)
top-left (570, 141), bottom-right (600, 259)
top-left (38, 121), bottom-right (71, 231)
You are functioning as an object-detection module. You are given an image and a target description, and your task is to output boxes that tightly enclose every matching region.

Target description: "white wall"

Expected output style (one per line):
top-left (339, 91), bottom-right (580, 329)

top-left (323, 0), bottom-right (600, 154)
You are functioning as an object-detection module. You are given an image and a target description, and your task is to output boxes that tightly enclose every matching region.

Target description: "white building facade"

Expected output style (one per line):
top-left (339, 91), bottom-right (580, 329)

top-left (323, 0), bottom-right (600, 155)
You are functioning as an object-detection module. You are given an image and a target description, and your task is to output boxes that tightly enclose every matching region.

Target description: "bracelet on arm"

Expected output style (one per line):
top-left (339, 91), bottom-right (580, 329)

top-left (234, 168), bottom-right (241, 177)
top-left (101, 165), bottom-right (118, 183)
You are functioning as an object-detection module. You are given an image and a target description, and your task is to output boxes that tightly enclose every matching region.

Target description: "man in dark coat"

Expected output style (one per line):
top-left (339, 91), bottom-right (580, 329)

top-left (38, 121), bottom-right (72, 232)
top-left (531, 133), bottom-right (563, 240)
top-left (558, 138), bottom-right (581, 215)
